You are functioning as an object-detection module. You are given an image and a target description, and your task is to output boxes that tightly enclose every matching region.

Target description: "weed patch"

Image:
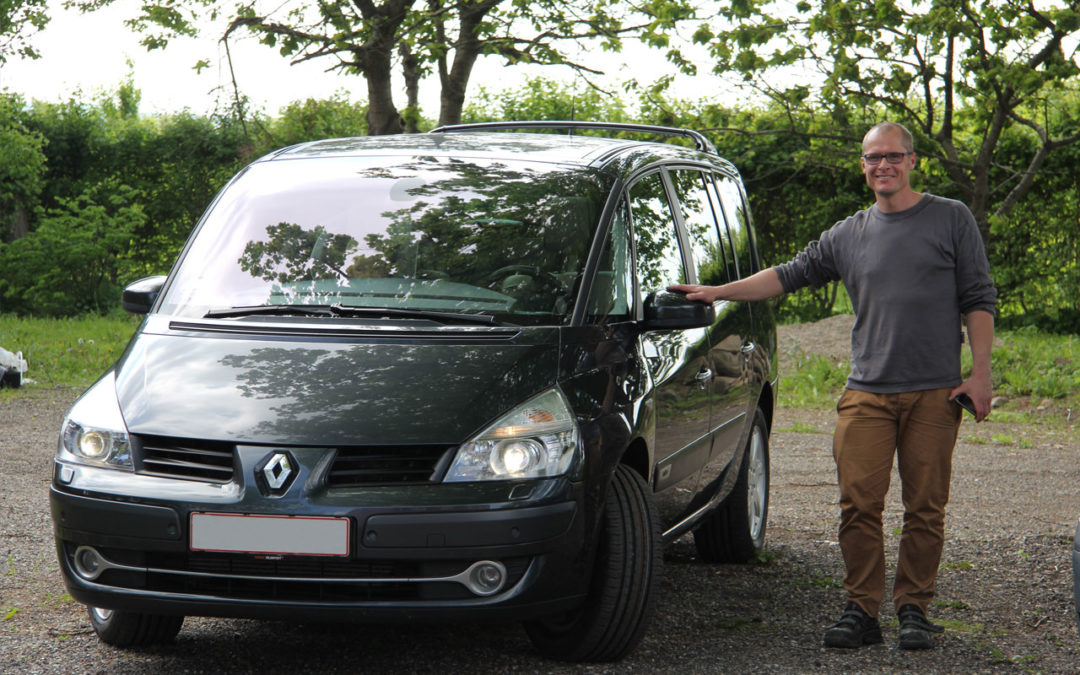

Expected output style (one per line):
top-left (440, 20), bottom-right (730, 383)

top-left (809, 576), bottom-right (842, 589)
top-left (941, 618), bottom-right (986, 633)
top-left (942, 561), bottom-right (975, 570)
top-left (779, 421), bottom-right (822, 434)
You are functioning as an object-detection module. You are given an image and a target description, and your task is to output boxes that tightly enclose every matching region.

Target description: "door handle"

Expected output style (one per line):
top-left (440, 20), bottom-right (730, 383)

top-left (694, 368), bottom-right (712, 389)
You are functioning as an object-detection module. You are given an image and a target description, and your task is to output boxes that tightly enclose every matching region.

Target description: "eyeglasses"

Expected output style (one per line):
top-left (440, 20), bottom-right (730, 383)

top-left (861, 152), bottom-right (911, 165)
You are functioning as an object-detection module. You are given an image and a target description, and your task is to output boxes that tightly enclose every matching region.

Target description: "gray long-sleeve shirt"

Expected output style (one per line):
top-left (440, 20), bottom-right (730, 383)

top-left (775, 194), bottom-right (997, 394)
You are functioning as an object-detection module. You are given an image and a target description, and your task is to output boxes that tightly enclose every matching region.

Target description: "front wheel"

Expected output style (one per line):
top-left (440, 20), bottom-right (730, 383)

top-left (693, 407), bottom-right (770, 563)
top-left (524, 464), bottom-right (661, 662)
top-left (87, 606), bottom-right (184, 647)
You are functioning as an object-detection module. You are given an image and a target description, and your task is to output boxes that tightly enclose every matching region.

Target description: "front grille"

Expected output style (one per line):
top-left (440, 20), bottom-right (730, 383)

top-left (131, 436), bottom-right (453, 487)
top-left (76, 546), bottom-right (531, 603)
top-left (135, 435), bottom-right (236, 483)
top-left (328, 445), bottom-right (454, 487)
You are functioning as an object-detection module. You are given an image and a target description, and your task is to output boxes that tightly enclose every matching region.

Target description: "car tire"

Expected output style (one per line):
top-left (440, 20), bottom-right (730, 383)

top-left (87, 606), bottom-right (184, 646)
top-left (693, 407), bottom-right (769, 564)
top-left (524, 463), bottom-right (661, 662)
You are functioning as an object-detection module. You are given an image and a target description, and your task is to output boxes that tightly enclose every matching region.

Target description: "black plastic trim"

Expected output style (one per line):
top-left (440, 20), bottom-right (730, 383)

top-left (361, 501), bottom-right (576, 548)
top-left (50, 488), bottom-right (182, 541)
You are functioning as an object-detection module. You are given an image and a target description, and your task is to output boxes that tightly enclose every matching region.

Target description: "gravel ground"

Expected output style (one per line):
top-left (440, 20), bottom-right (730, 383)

top-left (2, 315), bottom-right (1078, 673)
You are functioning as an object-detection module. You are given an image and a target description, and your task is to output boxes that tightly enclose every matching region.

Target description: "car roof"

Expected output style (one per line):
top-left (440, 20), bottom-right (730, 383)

top-left (264, 125), bottom-right (737, 178)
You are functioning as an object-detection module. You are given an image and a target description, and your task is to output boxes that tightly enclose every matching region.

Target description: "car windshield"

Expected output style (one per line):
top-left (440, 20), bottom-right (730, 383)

top-left (158, 154), bottom-right (613, 325)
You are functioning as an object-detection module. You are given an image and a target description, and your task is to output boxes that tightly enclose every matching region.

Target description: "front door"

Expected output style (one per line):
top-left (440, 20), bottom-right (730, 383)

top-left (627, 172), bottom-right (712, 527)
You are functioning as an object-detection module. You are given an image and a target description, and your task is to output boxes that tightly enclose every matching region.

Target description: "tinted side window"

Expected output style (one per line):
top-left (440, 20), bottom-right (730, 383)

top-left (668, 169), bottom-right (731, 286)
top-left (584, 199), bottom-right (633, 321)
top-left (629, 173), bottom-right (685, 292)
top-left (713, 175), bottom-right (757, 279)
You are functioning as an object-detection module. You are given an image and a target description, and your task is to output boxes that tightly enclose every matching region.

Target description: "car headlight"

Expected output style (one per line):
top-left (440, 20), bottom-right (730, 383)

top-left (57, 372), bottom-right (133, 470)
top-left (444, 388), bottom-right (580, 482)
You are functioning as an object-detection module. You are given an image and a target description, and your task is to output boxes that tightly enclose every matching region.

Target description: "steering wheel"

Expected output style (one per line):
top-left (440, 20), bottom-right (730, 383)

top-left (485, 265), bottom-right (565, 293)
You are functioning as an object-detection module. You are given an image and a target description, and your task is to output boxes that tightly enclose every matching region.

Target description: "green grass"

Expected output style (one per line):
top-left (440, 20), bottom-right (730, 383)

top-left (941, 561), bottom-right (974, 570)
top-left (987, 326), bottom-right (1080, 401)
top-left (939, 619), bottom-right (986, 633)
top-left (778, 421), bottom-right (821, 434)
top-left (809, 576), bottom-right (842, 589)
top-left (0, 313), bottom-right (140, 390)
top-left (778, 349), bottom-right (849, 408)
top-left (779, 327), bottom-right (1080, 415)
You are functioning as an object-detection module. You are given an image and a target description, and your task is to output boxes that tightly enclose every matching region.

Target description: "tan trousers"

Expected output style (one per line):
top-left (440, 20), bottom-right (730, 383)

top-left (833, 387), bottom-right (962, 617)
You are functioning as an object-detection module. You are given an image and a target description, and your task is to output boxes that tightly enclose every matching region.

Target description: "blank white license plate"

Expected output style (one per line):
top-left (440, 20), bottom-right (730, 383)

top-left (190, 513), bottom-right (350, 557)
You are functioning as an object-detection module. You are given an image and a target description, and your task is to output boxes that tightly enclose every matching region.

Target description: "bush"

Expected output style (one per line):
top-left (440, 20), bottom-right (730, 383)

top-left (0, 181), bottom-right (145, 316)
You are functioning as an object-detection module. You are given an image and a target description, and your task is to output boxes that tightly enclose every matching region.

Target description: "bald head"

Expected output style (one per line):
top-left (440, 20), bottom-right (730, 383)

top-left (863, 122), bottom-right (914, 154)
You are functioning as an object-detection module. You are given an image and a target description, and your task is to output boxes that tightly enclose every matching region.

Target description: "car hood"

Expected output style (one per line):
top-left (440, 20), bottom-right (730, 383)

top-left (113, 326), bottom-right (559, 446)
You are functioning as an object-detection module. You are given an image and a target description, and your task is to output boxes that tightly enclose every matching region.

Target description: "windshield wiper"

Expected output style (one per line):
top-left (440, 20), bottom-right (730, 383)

top-left (329, 304), bottom-right (507, 326)
top-left (204, 305), bottom-right (338, 319)
top-left (203, 304), bottom-right (507, 326)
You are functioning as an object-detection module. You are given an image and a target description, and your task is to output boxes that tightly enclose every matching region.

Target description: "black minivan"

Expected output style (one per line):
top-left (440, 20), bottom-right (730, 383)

top-left (50, 122), bottom-right (777, 662)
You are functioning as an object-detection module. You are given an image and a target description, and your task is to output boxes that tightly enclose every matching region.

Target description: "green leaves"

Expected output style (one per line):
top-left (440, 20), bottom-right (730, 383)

top-left (0, 0), bottom-right (49, 61)
top-left (698, 0), bottom-right (1080, 248)
top-left (0, 181), bottom-right (146, 315)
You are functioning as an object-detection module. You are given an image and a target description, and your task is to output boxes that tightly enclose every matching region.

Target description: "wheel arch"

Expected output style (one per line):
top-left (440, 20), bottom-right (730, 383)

top-left (618, 437), bottom-right (651, 485)
top-left (757, 380), bottom-right (776, 434)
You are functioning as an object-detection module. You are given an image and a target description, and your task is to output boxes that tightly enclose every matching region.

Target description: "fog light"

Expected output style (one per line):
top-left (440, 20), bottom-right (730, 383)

top-left (73, 546), bottom-right (105, 580)
top-left (465, 560), bottom-right (507, 596)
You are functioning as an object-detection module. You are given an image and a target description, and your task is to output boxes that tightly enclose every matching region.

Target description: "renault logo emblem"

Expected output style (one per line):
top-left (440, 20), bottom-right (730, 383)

top-left (259, 451), bottom-right (297, 495)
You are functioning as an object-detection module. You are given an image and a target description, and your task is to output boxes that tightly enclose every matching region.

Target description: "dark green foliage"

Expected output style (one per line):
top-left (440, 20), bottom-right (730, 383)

top-left (254, 95), bottom-right (369, 149)
top-left (0, 88), bottom-right (249, 314)
top-left (0, 94), bottom-right (47, 242)
top-left (463, 79), bottom-right (629, 124)
top-left (0, 181), bottom-right (145, 315)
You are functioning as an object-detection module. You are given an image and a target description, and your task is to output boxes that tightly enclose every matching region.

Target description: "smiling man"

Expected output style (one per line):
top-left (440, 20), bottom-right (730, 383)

top-left (670, 121), bottom-right (997, 650)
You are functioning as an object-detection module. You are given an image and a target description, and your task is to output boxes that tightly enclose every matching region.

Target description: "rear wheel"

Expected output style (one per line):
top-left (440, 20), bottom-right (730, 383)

top-left (693, 408), bottom-right (769, 563)
top-left (87, 606), bottom-right (184, 647)
top-left (524, 464), bottom-right (661, 662)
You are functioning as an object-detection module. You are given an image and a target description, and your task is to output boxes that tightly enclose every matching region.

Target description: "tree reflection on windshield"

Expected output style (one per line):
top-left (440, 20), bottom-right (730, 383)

top-left (212, 157), bottom-right (611, 324)
top-left (239, 223), bottom-right (360, 283)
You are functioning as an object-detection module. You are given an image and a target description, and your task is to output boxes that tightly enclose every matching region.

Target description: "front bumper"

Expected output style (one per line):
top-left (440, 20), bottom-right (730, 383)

top-left (51, 459), bottom-right (588, 621)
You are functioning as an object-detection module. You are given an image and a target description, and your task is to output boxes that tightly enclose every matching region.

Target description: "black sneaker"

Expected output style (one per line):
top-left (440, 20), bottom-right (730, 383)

top-left (823, 602), bottom-right (883, 648)
top-left (897, 603), bottom-right (944, 650)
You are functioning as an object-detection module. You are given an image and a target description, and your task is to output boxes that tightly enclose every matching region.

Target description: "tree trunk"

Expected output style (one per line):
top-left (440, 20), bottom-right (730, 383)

top-left (356, 0), bottom-right (416, 135)
top-left (400, 43), bottom-right (421, 133)
top-left (364, 59), bottom-right (404, 135)
top-left (2, 203), bottom-right (30, 243)
top-left (437, 1), bottom-right (498, 127)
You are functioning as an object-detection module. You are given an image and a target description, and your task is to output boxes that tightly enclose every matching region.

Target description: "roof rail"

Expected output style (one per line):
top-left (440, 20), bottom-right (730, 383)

top-left (430, 121), bottom-right (717, 155)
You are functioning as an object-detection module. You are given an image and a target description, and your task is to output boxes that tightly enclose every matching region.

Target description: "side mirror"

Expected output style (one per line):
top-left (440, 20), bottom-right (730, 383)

top-left (642, 290), bottom-right (715, 330)
top-left (121, 276), bottom-right (167, 315)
